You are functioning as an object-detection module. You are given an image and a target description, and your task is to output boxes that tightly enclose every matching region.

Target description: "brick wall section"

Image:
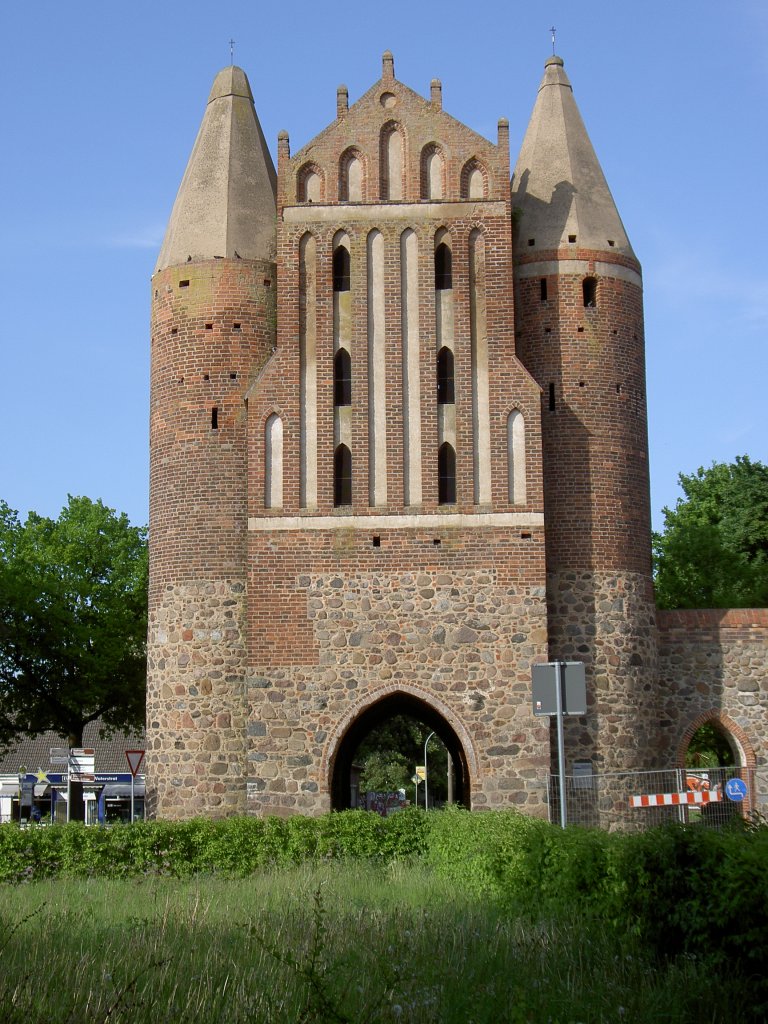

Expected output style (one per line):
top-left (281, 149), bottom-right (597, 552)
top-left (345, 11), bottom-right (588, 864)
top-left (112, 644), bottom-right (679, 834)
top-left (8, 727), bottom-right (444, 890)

top-left (514, 248), bottom-right (651, 574)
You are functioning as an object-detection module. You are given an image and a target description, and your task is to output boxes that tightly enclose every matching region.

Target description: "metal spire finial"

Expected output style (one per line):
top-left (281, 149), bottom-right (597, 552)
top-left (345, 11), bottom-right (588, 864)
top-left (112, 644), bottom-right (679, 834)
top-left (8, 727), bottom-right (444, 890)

top-left (229, 38), bottom-right (236, 65)
top-left (550, 26), bottom-right (556, 55)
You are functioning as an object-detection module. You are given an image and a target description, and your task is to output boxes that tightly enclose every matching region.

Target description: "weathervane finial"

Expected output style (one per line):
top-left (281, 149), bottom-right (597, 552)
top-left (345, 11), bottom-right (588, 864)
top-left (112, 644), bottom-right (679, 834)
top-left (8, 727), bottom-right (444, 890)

top-left (229, 38), bottom-right (236, 65)
top-left (550, 26), bottom-right (556, 56)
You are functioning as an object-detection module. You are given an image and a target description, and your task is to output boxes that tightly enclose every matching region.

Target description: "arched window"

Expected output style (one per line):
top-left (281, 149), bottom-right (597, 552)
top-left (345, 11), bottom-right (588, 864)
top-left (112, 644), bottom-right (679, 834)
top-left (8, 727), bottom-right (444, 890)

top-left (333, 246), bottom-right (350, 291)
top-left (265, 413), bottom-right (283, 509)
top-left (334, 349), bottom-right (352, 406)
top-left (438, 442), bottom-right (456, 505)
top-left (507, 410), bottom-right (526, 505)
top-left (334, 444), bottom-right (352, 506)
top-left (434, 242), bottom-right (452, 290)
top-left (461, 159), bottom-right (487, 199)
top-left (421, 144), bottom-right (444, 200)
top-left (298, 164), bottom-right (323, 203)
top-left (339, 149), bottom-right (363, 202)
top-left (436, 347), bottom-right (455, 405)
top-left (380, 122), bottom-right (404, 201)
top-left (583, 277), bottom-right (597, 308)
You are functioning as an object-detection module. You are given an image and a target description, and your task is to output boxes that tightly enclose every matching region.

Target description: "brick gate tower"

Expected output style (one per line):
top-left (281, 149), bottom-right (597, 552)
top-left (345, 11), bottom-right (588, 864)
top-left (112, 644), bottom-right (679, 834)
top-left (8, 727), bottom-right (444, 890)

top-left (511, 56), bottom-right (658, 774)
top-left (147, 53), bottom-right (658, 819)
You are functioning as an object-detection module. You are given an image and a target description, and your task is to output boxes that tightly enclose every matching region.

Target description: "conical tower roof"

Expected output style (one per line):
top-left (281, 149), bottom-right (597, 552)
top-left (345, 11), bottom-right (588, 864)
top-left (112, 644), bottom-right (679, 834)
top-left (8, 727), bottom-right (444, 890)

top-left (155, 66), bottom-right (277, 273)
top-left (511, 56), bottom-right (635, 260)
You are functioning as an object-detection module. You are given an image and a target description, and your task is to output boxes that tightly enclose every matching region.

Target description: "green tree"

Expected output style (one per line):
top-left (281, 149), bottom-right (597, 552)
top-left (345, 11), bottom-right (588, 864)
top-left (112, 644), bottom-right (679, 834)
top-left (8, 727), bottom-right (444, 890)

top-left (355, 715), bottom-right (449, 804)
top-left (653, 456), bottom-right (768, 609)
top-left (0, 496), bottom-right (148, 751)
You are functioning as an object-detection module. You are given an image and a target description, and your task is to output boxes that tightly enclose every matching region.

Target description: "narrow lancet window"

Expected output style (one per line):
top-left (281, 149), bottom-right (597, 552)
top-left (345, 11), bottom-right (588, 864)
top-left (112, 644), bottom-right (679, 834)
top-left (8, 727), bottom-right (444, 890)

top-left (434, 243), bottom-right (452, 290)
top-left (436, 347), bottom-right (455, 405)
top-left (334, 444), bottom-right (352, 506)
top-left (265, 413), bottom-right (284, 509)
top-left (333, 246), bottom-right (350, 291)
top-left (583, 277), bottom-right (597, 308)
top-left (421, 144), bottom-right (444, 200)
top-left (438, 442), bottom-right (456, 505)
top-left (507, 410), bottom-right (526, 505)
top-left (334, 349), bottom-right (352, 406)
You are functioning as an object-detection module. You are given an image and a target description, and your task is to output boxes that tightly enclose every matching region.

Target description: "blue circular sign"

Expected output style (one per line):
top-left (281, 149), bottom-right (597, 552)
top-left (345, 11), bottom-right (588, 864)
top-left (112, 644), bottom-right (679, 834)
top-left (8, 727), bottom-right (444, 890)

top-left (724, 777), bottom-right (748, 802)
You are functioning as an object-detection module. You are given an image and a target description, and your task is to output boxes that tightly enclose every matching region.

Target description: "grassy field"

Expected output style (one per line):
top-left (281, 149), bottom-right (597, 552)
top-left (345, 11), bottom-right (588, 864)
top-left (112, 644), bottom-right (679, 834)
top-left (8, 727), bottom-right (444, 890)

top-left (0, 860), bottom-right (752, 1024)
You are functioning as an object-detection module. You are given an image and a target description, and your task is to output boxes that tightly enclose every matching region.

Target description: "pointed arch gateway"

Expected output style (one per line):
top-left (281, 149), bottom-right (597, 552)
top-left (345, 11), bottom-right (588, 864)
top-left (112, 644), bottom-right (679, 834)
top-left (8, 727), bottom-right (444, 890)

top-left (325, 687), bottom-right (476, 810)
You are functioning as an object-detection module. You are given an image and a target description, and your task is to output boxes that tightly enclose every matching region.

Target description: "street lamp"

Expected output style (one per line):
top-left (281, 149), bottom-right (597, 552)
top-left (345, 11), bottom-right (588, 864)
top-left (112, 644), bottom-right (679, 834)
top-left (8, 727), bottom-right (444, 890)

top-left (424, 731), bottom-right (435, 811)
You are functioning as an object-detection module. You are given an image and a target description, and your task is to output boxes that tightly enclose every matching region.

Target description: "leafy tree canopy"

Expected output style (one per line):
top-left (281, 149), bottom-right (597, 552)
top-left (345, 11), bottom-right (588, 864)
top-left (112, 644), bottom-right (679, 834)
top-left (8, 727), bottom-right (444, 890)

top-left (355, 715), bottom-right (448, 803)
top-left (653, 456), bottom-right (768, 609)
top-left (0, 496), bottom-right (148, 750)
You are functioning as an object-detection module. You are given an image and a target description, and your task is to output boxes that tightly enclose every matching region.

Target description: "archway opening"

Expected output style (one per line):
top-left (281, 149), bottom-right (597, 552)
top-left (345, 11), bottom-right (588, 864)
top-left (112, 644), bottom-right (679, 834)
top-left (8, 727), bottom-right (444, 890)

top-left (684, 718), bottom-right (746, 825)
top-left (329, 692), bottom-right (470, 811)
top-left (685, 721), bottom-right (736, 770)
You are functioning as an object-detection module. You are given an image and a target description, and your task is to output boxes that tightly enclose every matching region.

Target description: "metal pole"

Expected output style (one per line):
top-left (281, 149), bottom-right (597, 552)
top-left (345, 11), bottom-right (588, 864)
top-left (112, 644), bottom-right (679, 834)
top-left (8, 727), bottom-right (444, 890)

top-left (131, 774), bottom-right (135, 824)
top-left (424, 731), bottom-right (435, 811)
top-left (556, 661), bottom-right (567, 828)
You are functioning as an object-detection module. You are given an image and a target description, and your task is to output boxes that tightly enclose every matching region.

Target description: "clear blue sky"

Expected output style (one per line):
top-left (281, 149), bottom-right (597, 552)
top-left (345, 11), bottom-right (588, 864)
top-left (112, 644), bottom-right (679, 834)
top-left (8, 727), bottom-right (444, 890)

top-left (2, 2), bottom-right (766, 531)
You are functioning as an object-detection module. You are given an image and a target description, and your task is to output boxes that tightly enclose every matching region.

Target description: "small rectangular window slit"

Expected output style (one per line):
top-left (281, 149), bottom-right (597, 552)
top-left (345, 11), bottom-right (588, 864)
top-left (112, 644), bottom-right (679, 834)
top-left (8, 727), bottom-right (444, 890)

top-left (179, 280), bottom-right (190, 288)
top-left (229, 372), bottom-right (237, 380)
top-left (540, 278), bottom-right (548, 301)
top-left (211, 407), bottom-right (219, 429)
top-left (549, 383), bottom-right (556, 411)
top-left (205, 323), bottom-right (213, 330)
top-left (233, 323), bottom-right (241, 330)
top-left (521, 532), bottom-right (531, 539)
top-left (433, 538), bottom-right (441, 546)
top-left (372, 536), bottom-right (381, 548)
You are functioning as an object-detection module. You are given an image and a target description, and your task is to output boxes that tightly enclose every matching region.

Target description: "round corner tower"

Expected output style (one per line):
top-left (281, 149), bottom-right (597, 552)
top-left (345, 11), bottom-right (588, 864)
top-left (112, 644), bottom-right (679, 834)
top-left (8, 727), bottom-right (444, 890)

top-left (511, 55), bottom-right (659, 774)
top-left (147, 66), bottom-right (277, 817)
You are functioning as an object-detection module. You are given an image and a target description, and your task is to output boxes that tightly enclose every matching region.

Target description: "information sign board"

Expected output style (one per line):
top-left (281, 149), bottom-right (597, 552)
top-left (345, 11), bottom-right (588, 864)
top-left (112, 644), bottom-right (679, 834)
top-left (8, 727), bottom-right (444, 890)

top-left (532, 662), bottom-right (587, 716)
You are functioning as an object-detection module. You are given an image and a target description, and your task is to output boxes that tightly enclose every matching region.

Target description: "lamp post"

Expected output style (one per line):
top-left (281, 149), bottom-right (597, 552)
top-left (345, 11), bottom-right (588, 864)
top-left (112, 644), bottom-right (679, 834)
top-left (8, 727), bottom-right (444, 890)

top-left (424, 731), bottom-right (435, 811)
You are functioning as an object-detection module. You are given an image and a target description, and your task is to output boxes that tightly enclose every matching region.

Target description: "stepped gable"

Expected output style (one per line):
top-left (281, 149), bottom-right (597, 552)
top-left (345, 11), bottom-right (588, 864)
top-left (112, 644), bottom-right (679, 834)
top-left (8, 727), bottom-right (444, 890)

top-left (511, 55), bottom-right (635, 260)
top-left (155, 65), bottom-right (277, 272)
top-left (281, 51), bottom-right (509, 205)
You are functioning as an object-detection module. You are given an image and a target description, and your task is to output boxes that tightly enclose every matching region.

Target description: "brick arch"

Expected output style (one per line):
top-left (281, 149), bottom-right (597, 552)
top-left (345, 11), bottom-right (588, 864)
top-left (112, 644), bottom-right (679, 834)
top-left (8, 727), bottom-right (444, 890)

top-left (322, 683), bottom-right (479, 808)
top-left (338, 146), bottom-right (366, 202)
top-left (675, 709), bottom-right (757, 769)
top-left (297, 161), bottom-right (324, 203)
top-left (461, 157), bottom-right (489, 199)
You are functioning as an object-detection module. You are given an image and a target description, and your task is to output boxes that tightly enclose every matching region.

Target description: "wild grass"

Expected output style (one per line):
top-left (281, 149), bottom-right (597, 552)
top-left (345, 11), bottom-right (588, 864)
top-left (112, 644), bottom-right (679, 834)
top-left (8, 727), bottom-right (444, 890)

top-left (0, 860), bottom-right (753, 1023)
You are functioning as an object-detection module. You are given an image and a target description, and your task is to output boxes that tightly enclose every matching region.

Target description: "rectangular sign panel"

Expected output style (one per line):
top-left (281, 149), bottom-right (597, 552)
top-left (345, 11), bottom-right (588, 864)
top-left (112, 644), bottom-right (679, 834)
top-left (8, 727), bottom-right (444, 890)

top-left (532, 662), bottom-right (587, 716)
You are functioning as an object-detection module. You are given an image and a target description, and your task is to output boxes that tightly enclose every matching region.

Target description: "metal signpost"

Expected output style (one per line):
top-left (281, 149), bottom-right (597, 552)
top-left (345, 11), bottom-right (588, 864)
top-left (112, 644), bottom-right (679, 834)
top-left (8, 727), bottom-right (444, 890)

top-left (68, 748), bottom-right (95, 823)
top-left (532, 661), bottom-right (587, 828)
top-left (125, 750), bottom-right (146, 822)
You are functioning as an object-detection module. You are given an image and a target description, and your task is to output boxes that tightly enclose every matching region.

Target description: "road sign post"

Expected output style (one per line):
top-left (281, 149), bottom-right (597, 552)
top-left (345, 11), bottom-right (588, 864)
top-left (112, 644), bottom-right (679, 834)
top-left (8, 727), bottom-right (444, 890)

top-left (532, 662), bottom-right (587, 828)
top-left (125, 750), bottom-right (145, 822)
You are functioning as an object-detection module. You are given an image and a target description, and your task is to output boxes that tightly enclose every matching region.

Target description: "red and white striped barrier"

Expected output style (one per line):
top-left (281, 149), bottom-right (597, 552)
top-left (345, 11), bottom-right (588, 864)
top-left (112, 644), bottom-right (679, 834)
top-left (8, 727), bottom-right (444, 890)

top-left (630, 790), bottom-right (721, 809)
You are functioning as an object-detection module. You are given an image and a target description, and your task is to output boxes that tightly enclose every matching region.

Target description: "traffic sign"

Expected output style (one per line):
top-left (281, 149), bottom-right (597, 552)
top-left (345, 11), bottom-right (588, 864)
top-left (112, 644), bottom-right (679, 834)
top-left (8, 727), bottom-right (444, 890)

top-left (725, 777), bottom-right (748, 802)
top-left (50, 746), bottom-right (69, 765)
top-left (532, 662), bottom-right (587, 716)
top-left (125, 750), bottom-right (145, 777)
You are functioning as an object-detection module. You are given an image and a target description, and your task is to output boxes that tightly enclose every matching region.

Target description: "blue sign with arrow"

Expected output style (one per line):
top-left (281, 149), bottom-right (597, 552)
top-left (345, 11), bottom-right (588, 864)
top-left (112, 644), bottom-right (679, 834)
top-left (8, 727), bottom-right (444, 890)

top-left (724, 777), bottom-right (748, 802)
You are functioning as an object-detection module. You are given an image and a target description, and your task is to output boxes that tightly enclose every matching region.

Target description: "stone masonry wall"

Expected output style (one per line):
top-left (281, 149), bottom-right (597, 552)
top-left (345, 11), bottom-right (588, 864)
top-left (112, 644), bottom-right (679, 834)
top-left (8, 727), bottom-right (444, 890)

top-left (245, 527), bottom-right (550, 815)
top-left (657, 609), bottom-right (768, 768)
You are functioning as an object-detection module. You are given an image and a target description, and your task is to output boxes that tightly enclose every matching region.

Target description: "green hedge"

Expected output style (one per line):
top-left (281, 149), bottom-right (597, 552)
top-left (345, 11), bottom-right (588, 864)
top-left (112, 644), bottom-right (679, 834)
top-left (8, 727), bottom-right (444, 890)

top-left (2, 808), bottom-right (766, 996)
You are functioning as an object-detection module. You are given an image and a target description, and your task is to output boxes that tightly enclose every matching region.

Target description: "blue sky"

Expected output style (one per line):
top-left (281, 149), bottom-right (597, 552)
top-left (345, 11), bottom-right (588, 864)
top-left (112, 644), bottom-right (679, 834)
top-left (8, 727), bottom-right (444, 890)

top-left (1, 2), bottom-right (766, 531)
